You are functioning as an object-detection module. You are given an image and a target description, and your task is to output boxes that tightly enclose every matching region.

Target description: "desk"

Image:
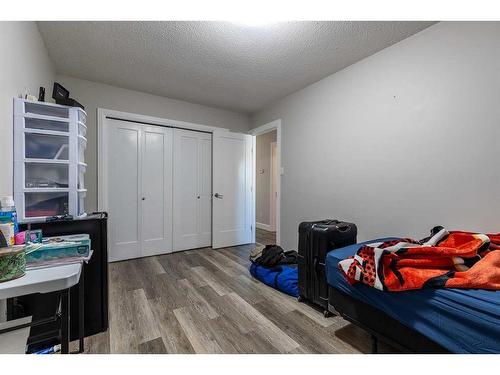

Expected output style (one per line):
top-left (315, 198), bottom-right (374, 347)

top-left (0, 263), bottom-right (83, 354)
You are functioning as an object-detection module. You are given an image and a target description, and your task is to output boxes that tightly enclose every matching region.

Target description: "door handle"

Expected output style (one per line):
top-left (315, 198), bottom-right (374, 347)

top-left (214, 193), bottom-right (224, 199)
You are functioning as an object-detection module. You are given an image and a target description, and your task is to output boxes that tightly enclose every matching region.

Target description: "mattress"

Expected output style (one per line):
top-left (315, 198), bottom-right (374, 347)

top-left (325, 239), bottom-right (500, 354)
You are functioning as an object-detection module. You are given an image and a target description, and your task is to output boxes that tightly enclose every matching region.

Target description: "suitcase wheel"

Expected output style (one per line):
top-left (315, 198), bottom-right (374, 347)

top-left (297, 295), bottom-right (305, 303)
top-left (323, 310), bottom-right (333, 318)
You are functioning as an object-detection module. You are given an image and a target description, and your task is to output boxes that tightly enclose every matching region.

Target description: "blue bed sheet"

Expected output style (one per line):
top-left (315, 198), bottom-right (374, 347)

top-left (325, 239), bottom-right (500, 353)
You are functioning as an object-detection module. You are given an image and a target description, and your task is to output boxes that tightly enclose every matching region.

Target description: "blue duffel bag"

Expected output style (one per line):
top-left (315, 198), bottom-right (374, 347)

top-left (249, 263), bottom-right (299, 297)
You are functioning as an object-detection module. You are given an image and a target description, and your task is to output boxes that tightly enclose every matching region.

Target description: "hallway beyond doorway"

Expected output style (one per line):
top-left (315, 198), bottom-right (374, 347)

top-left (256, 228), bottom-right (276, 246)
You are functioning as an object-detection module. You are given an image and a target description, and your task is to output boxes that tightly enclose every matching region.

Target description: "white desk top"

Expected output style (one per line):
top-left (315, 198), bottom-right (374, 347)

top-left (0, 263), bottom-right (82, 300)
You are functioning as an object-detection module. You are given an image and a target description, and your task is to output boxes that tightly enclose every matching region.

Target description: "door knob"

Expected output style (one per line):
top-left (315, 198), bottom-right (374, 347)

top-left (214, 193), bottom-right (224, 199)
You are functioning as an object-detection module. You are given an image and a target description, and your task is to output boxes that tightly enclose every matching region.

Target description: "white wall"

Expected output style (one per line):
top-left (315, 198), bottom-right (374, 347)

top-left (256, 130), bottom-right (277, 227)
top-left (55, 75), bottom-right (251, 212)
top-left (0, 22), bottom-right (55, 197)
top-left (252, 22), bottom-right (500, 250)
top-left (0, 21), bottom-right (55, 321)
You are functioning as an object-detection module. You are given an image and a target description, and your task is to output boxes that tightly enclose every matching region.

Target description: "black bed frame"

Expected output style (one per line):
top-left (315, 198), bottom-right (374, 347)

top-left (328, 286), bottom-right (450, 353)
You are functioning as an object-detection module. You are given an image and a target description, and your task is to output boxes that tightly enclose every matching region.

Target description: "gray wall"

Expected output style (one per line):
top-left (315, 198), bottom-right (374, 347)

top-left (0, 22), bottom-right (55, 197)
top-left (252, 22), bottom-right (500, 250)
top-left (55, 75), bottom-right (251, 212)
top-left (256, 130), bottom-right (277, 226)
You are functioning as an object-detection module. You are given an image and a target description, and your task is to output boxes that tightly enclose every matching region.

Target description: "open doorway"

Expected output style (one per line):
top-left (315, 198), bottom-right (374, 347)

top-left (250, 119), bottom-right (281, 246)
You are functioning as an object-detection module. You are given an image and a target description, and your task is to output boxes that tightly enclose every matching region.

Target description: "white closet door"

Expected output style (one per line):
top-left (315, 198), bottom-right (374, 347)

top-left (173, 129), bottom-right (212, 251)
top-left (106, 120), bottom-right (142, 262)
top-left (198, 133), bottom-right (212, 247)
top-left (141, 125), bottom-right (173, 257)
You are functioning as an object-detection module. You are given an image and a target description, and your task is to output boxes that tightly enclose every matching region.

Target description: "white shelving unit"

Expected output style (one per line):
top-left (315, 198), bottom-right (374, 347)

top-left (13, 98), bottom-right (87, 222)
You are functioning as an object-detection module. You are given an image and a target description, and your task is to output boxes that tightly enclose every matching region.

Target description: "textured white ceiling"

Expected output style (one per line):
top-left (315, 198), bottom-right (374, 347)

top-left (38, 21), bottom-right (434, 113)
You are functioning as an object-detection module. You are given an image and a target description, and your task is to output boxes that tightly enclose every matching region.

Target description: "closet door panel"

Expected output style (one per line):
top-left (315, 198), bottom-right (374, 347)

top-left (106, 120), bottom-right (141, 262)
top-left (173, 129), bottom-right (201, 251)
top-left (141, 126), bottom-right (173, 257)
top-left (198, 134), bottom-right (212, 247)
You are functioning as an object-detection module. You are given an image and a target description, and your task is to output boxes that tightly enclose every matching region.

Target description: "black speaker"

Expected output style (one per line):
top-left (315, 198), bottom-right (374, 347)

top-left (51, 82), bottom-right (85, 110)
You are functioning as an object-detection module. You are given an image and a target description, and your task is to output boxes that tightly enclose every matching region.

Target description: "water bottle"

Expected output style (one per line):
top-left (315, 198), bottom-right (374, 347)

top-left (0, 196), bottom-right (19, 234)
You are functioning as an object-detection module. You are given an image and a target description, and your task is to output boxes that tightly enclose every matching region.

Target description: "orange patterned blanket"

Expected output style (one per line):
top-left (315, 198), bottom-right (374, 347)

top-left (338, 227), bottom-right (500, 291)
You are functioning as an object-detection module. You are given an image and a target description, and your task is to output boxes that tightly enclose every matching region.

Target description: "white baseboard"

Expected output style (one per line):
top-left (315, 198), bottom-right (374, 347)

top-left (256, 222), bottom-right (275, 232)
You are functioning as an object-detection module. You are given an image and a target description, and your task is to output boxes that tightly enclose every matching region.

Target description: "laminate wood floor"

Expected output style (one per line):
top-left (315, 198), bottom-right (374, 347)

top-left (256, 228), bottom-right (276, 245)
top-left (78, 244), bottom-right (399, 354)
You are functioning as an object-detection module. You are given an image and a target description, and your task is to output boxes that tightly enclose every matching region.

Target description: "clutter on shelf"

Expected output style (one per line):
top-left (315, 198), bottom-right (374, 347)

top-left (25, 233), bottom-right (90, 264)
top-left (0, 195), bottom-right (91, 279)
top-left (0, 196), bottom-right (26, 282)
top-left (0, 245), bottom-right (26, 283)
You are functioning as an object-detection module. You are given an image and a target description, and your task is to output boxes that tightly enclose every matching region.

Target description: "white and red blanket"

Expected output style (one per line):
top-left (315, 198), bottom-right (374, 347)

top-left (338, 227), bottom-right (500, 291)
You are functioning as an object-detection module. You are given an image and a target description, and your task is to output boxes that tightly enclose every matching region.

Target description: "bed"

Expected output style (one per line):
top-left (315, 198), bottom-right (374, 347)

top-left (325, 239), bottom-right (500, 354)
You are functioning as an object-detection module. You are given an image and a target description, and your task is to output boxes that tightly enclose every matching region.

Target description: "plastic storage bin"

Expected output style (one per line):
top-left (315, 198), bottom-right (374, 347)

top-left (78, 123), bottom-right (87, 137)
top-left (78, 137), bottom-right (86, 163)
top-left (25, 102), bottom-right (69, 118)
top-left (25, 192), bottom-right (68, 218)
top-left (14, 99), bottom-right (87, 222)
top-left (77, 109), bottom-right (86, 124)
top-left (25, 133), bottom-right (69, 160)
top-left (77, 191), bottom-right (86, 217)
top-left (25, 163), bottom-right (69, 188)
top-left (78, 164), bottom-right (86, 190)
top-left (25, 117), bottom-right (69, 133)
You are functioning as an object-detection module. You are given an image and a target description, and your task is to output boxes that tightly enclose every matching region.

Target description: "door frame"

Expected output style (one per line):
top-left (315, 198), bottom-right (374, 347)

top-left (249, 119), bottom-right (282, 245)
top-left (270, 141), bottom-right (277, 232)
top-left (97, 108), bottom-right (228, 212)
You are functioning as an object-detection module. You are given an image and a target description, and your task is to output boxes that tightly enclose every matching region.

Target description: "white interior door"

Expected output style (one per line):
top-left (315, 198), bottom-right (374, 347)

top-left (141, 125), bottom-right (173, 257)
top-left (105, 119), bottom-right (142, 262)
top-left (173, 129), bottom-right (212, 251)
top-left (212, 130), bottom-right (254, 248)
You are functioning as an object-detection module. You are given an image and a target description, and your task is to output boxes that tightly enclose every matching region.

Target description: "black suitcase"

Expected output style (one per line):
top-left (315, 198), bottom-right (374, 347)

top-left (298, 219), bottom-right (357, 316)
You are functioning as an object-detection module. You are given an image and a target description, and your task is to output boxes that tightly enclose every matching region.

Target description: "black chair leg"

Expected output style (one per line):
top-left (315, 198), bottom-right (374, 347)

top-left (371, 334), bottom-right (378, 354)
top-left (78, 268), bottom-right (85, 353)
top-left (60, 289), bottom-right (70, 354)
